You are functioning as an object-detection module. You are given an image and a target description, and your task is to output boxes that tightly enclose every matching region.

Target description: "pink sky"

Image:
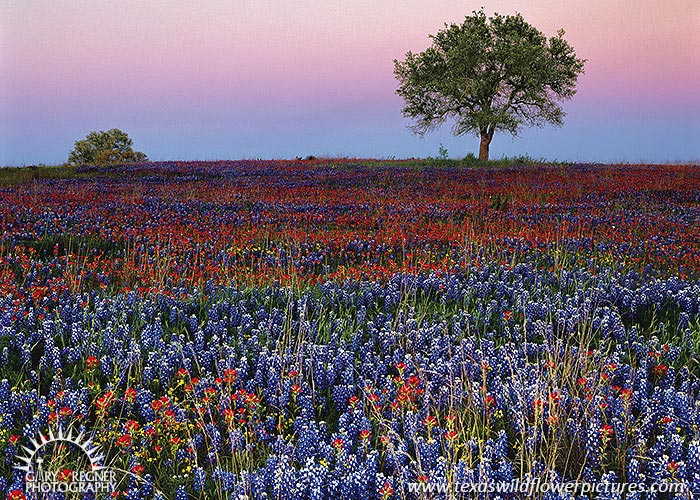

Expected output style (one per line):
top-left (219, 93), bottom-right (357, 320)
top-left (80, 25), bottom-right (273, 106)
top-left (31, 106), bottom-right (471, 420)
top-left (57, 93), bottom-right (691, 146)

top-left (2, 0), bottom-right (699, 163)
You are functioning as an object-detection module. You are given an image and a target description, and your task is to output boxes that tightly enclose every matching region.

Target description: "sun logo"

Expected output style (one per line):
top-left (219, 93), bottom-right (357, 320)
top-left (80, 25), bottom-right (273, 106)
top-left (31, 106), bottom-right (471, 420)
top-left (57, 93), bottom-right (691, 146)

top-left (13, 427), bottom-right (116, 495)
top-left (15, 427), bottom-right (105, 476)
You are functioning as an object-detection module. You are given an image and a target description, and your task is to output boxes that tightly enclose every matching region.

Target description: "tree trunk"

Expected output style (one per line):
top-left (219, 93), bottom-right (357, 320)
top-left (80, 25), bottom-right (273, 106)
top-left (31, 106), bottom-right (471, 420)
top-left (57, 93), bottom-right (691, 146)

top-left (479, 132), bottom-right (492, 161)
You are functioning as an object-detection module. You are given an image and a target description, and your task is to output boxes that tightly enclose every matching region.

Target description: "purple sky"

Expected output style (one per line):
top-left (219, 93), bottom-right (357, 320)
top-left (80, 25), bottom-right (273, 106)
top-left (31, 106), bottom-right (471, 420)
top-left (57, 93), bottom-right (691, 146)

top-left (2, 0), bottom-right (699, 165)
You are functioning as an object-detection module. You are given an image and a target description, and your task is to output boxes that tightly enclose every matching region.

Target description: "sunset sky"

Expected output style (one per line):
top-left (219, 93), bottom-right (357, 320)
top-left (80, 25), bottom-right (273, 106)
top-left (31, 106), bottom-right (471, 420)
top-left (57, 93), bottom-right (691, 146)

top-left (2, 0), bottom-right (699, 165)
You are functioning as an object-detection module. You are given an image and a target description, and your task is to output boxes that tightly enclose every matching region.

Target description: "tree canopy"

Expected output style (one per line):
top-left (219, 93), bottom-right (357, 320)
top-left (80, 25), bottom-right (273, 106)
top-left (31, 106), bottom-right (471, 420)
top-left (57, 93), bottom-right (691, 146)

top-left (68, 129), bottom-right (147, 166)
top-left (394, 10), bottom-right (585, 160)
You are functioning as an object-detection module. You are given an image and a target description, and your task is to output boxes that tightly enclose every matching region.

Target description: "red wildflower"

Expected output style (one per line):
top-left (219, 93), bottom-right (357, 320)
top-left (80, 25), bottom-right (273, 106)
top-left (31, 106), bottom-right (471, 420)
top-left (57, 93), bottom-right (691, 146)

top-left (124, 387), bottom-right (137, 403)
top-left (652, 364), bottom-right (668, 377)
top-left (599, 425), bottom-right (614, 438)
top-left (223, 368), bottom-right (237, 384)
top-left (85, 356), bottom-right (98, 370)
top-left (379, 482), bottom-right (394, 499)
top-left (96, 391), bottom-right (115, 413)
top-left (116, 434), bottom-right (132, 447)
top-left (444, 430), bottom-right (458, 441)
top-left (57, 468), bottom-right (72, 482)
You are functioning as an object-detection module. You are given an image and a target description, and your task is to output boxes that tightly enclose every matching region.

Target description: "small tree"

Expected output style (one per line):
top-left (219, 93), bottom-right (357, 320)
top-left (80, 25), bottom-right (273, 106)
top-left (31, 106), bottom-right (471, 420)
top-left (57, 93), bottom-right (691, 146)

top-left (68, 129), bottom-right (147, 166)
top-left (394, 10), bottom-right (585, 160)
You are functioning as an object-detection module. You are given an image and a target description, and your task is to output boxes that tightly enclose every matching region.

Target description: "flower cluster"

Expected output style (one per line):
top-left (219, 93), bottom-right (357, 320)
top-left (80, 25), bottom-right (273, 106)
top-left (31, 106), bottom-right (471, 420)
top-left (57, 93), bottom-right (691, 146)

top-left (1, 161), bottom-right (699, 499)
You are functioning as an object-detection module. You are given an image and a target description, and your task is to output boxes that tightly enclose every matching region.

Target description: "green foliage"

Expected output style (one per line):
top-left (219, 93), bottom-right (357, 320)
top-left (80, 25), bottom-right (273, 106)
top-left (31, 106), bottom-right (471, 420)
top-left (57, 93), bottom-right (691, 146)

top-left (394, 9), bottom-right (585, 159)
top-left (489, 192), bottom-right (511, 210)
top-left (355, 155), bottom-right (564, 170)
top-left (462, 153), bottom-right (480, 166)
top-left (68, 128), bottom-right (147, 166)
top-left (0, 165), bottom-right (76, 185)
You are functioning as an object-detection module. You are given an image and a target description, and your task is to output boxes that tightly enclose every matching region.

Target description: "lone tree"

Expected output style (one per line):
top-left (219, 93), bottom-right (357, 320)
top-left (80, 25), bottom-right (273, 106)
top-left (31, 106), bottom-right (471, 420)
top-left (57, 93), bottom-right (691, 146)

top-left (68, 129), bottom-right (147, 166)
top-left (394, 10), bottom-right (585, 160)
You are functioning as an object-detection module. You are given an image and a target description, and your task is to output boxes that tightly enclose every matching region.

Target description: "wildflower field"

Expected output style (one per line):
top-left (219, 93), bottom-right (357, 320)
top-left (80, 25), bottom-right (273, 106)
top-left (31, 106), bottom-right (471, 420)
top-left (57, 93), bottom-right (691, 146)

top-left (1, 160), bottom-right (700, 499)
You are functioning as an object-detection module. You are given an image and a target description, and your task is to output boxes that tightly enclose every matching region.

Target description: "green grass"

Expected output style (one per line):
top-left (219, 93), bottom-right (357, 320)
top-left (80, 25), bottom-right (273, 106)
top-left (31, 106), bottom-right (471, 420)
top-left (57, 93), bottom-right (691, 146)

top-left (0, 164), bottom-right (87, 185)
top-left (0, 163), bottom-right (160, 185)
top-left (355, 153), bottom-right (574, 170)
